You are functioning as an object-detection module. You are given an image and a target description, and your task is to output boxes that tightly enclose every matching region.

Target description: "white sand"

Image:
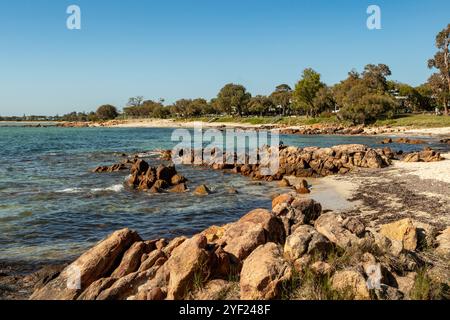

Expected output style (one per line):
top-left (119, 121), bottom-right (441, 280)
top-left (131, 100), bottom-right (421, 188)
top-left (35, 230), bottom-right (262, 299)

top-left (400, 127), bottom-right (450, 136)
top-left (394, 153), bottom-right (450, 184)
top-left (105, 119), bottom-right (450, 136)
top-left (108, 119), bottom-right (262, 129)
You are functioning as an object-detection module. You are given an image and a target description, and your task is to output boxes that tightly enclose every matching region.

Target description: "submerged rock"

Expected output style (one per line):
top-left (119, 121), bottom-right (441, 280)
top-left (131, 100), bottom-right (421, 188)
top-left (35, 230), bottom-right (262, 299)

top-left (126, 159), bottom-right (188, 193)
top-left (194, 184), bottom-right (212, 196)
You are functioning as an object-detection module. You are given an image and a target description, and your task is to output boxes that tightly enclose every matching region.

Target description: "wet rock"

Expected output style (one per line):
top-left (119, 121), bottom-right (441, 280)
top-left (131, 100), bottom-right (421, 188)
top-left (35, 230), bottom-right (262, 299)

top-left (169, 183), bottom-right (188, 193)
top-left (277, 178), bottom-right (291, 187)
top-left (394, 138), bottom-right (426, 145)
top-left (240, 243), bottom-right (291, 300)
top-left (131, 159), bottom-right (149, 176)
top-left (92, 163), bottom-right (127, 173)
top-left (156, 164), bottom-right (177, 182)
top-left (194, 184), bottom-right (211, 196)
top-left (227, 188), bottom-right (239, 194)
top-left (295, 183), bottom-right (311, 194)
top-left (153, 179), bottom-right (169, 190)
top-left (171, 174), bottom-right (187, 185)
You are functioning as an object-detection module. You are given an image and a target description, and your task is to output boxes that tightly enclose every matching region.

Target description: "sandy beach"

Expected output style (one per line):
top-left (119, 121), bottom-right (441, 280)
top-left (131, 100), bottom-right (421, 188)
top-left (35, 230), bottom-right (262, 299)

top-left (323, 154), bottom-right (450, 227)
top-left (85, 119), bottom-right (450, 138)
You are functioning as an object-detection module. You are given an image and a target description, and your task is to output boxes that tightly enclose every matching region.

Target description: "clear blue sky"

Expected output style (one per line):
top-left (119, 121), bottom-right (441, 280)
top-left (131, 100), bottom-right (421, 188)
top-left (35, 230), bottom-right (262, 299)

top-left (0, 0), bottom-right (449, 116)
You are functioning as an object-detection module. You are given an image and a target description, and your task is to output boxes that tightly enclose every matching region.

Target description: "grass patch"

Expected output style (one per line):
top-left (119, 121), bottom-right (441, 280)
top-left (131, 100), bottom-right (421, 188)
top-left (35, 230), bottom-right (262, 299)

top-left (176, 114), bottom-right (450, 128)
top-left (373, 114), bottom-right (450, 128)
top-left (410, 268), bottom-right (449, 300)
top-left (282, 264), bottom-right (355, 300)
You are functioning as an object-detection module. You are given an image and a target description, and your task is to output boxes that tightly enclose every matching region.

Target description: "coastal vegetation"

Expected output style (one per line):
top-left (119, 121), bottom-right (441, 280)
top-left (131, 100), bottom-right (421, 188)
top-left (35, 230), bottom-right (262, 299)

top-left (2, 24), bottom-right (449, 127)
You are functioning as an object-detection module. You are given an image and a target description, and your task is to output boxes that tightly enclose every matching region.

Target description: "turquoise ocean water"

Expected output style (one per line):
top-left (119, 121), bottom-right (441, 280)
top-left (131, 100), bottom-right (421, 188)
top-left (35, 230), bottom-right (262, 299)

top-left (0, 126), bottom-right (446, 264)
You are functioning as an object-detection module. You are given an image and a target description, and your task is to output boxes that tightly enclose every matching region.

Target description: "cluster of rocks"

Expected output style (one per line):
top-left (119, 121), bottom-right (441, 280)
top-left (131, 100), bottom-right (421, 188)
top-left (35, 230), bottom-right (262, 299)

top-left (29, 193), bottom-right (450, 300)
top-left (401, 148), bottom-right (444, 163)
top-left (280, 126), bottom-right (365, 136)
top-left (92, 163), bottom-right (128, 173)
top-left (278, 178), bottom-right (311, 194)
top-left (57, 122), bottom-right (92, 128)
top-left (92, 155), bottom-right (215, 195)
top-left (128, 159), bottom-right (188, 193)
top-left (176, 144), bottom-right (395, 180)
top-left (380, 138), bottom-right (427, 145)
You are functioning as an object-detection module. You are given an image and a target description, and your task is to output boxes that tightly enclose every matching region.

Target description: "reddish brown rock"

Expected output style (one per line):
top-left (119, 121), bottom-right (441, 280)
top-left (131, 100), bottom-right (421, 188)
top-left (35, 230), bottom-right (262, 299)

top-left (111, 241), bottom-right (146, 278)
top-left (31, 228), bottom-right (141, 300)
top-left (194, 184), bottom-right (212, 196)
top-left (240, 243), bottom-right (291, 300)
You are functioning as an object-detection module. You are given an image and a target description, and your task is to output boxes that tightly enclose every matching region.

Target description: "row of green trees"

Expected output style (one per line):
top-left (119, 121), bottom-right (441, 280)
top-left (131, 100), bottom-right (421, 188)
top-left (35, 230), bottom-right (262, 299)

top-left (53, 24), bottom-right (449, 124)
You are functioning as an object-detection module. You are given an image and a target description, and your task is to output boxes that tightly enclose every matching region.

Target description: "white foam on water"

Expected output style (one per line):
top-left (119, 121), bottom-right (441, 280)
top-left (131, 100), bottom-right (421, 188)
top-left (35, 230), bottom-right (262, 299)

top-left (91, 184), bottom-right (124, 193)
top-left (58, 184), bottom-right (124, 193)
top-left (57, 188), bottom-right (84, 193)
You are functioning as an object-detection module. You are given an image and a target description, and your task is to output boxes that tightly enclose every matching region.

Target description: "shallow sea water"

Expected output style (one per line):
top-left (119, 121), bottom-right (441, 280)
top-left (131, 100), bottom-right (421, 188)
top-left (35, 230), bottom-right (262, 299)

top-left (0, 126), bottom-right (446, 263)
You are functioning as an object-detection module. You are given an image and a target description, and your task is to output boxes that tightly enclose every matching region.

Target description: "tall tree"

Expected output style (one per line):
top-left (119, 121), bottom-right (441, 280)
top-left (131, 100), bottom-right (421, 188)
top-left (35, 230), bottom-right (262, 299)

top-left (248, 95), bottom-right (273, 116)
top-left (428, 24), bottom-right (450, 115)
top-left (362, 64), bottom-right (392, 92)
top-left (216, 84), bottom-right (251, 116)
top-left (427, 73), bottom-right (449, 113)
top-left (127, 96), bottom-right (144, 108)
top-left (292, 68), bottom-right (325, 117)
top-left (270, 84), bottom-right (292, 115)
top-left (333, 65), bottom-right (397, 124)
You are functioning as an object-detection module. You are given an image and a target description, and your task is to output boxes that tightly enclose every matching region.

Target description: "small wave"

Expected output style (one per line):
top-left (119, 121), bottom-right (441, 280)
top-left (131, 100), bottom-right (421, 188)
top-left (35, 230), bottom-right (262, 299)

top-left (136, 150), bottom-right (166, 158)
top-left (91, 184), bottom-right (124, 193)
top-left (57, 188), bottom-right (84, 193)
top-left (57, 184), bottom-right (124, 194)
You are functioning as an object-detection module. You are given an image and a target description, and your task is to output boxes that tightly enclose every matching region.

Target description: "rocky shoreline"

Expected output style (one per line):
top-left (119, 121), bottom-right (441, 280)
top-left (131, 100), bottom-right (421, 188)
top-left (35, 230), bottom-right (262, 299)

top-left (45, 120), bottom-right (450, 138)
top-left (27, 191), bottom-right (450, 300)
top-left (2, 143), bottom-right (449, 300)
